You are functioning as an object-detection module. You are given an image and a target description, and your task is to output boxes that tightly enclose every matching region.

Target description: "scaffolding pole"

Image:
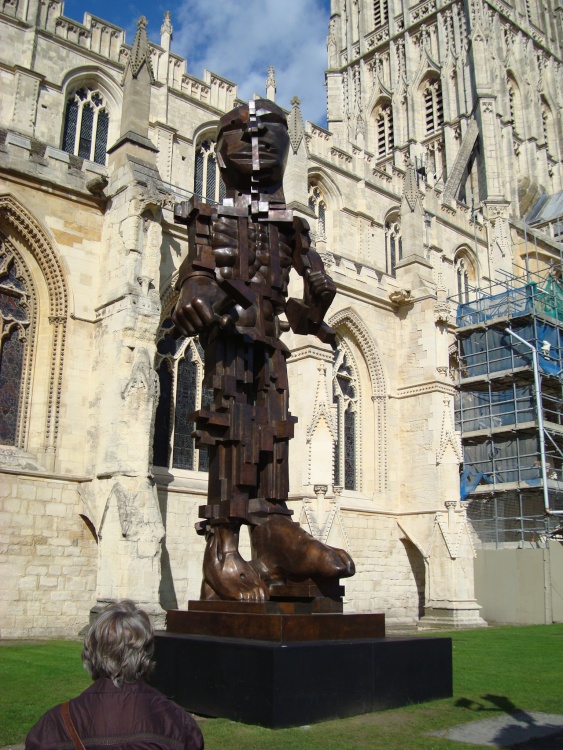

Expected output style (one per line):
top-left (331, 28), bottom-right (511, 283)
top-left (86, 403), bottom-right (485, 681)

top-left (505, 326), bottom-right (563, 516)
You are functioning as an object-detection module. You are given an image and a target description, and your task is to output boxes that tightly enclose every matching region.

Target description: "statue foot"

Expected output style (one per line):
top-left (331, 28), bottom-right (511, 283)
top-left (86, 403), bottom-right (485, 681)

top-left (251, 514), bottom-right (355, 583)
top-left (201, 524), bottom-right (269, 602)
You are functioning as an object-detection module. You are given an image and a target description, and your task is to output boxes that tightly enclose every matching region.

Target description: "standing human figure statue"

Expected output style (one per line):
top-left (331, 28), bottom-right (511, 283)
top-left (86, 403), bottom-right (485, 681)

top-left (172, 100), bottom-right (354, 602)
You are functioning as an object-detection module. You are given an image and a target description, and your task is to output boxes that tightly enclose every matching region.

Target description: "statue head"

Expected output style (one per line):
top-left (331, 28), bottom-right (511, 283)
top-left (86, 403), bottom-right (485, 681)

top-left (216, 99), bottom-right (290, 192)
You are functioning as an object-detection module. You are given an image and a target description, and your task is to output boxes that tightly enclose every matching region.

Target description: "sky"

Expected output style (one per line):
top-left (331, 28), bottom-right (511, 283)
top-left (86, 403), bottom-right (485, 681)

top-left (61, 0), bottom-right (332, 126)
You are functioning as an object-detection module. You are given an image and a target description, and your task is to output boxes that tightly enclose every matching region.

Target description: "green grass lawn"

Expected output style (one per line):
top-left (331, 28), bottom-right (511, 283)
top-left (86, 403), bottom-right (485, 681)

top-left (1, 624), bottom-right (562, 748)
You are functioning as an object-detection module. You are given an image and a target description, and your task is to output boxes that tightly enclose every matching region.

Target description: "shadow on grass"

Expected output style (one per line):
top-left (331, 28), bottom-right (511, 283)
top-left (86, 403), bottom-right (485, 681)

top-left (456, 693), bottom-right (533, 718)
top-left (454, 694), bottom-right (563, 749)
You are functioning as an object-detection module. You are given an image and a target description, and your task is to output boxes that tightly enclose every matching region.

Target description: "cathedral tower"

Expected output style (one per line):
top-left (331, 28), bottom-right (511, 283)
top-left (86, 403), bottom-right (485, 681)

top-left (326, 0), bottom-right (562, 216)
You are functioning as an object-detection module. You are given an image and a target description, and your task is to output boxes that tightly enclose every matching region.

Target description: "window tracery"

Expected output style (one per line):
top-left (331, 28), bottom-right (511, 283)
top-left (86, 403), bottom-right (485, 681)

top-left (308, 184), bottom-right (327, 241)
top-left (333, 342), bottom-right (359, 491)
top-left (194, 139), bottom-right (226, 204)
top-left (0, 245), bottom-right (33, 447)
top-left (455, 252), bottom-right (476, 305)
top-left (152, 319), bottom-right (212, 471)
top-left (62, 86), bottom-right (109, 165)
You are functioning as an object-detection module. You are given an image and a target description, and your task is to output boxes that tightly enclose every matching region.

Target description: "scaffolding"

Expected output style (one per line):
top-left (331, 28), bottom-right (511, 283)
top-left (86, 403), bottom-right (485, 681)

top-left (454, 263), bottom-right (563, 549)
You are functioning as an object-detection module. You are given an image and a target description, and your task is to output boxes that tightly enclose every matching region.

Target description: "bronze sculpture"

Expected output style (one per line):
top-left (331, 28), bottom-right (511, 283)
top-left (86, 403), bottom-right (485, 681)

top-left (172, 100), bottom-right (354, 602)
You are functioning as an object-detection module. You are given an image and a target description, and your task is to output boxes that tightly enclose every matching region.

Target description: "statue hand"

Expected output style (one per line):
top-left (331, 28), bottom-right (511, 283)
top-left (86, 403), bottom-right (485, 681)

top-left (172, 277), bottom-right (218, 337)
top-left (306, 269), bottom-right (336, 314)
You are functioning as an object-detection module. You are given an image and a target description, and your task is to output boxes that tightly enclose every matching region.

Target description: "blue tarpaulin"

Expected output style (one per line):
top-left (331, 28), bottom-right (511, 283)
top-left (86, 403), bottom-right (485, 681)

top-left (460, 465), bottom-right (493, 500)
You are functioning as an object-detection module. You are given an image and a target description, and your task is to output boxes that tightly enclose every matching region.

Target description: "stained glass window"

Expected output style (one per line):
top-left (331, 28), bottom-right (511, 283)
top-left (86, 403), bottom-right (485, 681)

top-left (333, 344), bottom-right (359, 490)
top-left (194, 139), bottom-right (225, 203)
top-left (0, 251), bottom-right (31, 446)
top-left (94, 110), bottom-right (109, 165)
top-left (62, 86), bottom-right (110, 165)
top-left (152, 319), bottom-right (211, 472)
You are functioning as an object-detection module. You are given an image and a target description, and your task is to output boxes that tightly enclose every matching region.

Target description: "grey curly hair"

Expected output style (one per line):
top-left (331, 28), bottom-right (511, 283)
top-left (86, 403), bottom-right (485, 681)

top-left (82, 600), bottom-right (155, 687)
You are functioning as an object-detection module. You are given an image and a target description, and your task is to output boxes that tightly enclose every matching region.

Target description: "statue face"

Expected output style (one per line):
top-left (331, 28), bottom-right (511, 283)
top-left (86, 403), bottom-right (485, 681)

top-left (217, 100), bottom-right (290, 191)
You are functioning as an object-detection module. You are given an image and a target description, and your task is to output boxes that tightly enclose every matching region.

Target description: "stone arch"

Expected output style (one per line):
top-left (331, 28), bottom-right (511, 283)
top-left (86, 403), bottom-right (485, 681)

top-left (418, 72), bottom-right (444, 137)
top-left (453, 245), bottom-right (478, 302)
top-left (383, 207), bottom-right (402, 277)
top-left (307, 167), bottom-right (342, 208)
top-left (192, 121), bottom-right (224, 203)
top-left (370, 95), bottom-right (394, 160)
top-left (329, 306), bottom-right (388, 492)
top-left (0, 195), bottom-right (69, 464)
top-left (60, 66), bottom-right (122, 114)
top-left (308, 168), bottom-right (342, 255)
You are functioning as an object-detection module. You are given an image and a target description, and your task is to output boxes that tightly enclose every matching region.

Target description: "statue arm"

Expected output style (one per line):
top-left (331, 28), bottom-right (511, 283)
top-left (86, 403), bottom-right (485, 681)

top-left (172, 213), bottom-right (240, 337)
top-left (293, 217), bottom-right (336, 325)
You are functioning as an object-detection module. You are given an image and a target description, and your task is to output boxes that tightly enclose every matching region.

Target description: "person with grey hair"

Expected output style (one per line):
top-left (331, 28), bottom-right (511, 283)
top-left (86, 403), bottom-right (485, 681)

top-left (25, 600), bottom-right (204, 750)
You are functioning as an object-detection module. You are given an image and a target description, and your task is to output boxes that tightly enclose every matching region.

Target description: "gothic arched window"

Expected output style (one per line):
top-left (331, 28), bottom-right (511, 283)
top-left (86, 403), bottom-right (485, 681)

top-left (0, 244), bottom-right (33, 446)
top-left (308, 184), bottom-right (327, 241)
top-left (152, 319), bottom-right (212, 471)
top-left (194, 139), bottom-right (226, 203)
top-left (375, 102), bottom-right (394, 158)
top-left (333, 343), bottom-right (359, 491)
top-left (62, 86), bottom-right (109, 165)
top-left (455, 252), bottom-right (476, 305)
top-left (385, 216), bottom-right (402, 277)
top-left (373, 0), bottom-right (389, 28)
top-left (423, 79), bottom-right (444, 135)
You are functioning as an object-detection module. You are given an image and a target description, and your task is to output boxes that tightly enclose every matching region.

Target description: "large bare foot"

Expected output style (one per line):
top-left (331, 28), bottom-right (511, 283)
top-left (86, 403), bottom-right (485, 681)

top-left (251, 515), bottom-right (355, 583)
top-left (201, 524), bottom-right (269, 602)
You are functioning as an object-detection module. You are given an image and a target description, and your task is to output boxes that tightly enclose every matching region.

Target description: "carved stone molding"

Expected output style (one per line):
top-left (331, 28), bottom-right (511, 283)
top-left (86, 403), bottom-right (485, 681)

top-left (0, 195), bottom-right (69, 458)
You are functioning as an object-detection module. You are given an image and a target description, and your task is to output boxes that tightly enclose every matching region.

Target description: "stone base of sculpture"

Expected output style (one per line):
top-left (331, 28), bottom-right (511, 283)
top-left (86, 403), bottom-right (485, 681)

top-left (151, 614), bottom-right (453, 728)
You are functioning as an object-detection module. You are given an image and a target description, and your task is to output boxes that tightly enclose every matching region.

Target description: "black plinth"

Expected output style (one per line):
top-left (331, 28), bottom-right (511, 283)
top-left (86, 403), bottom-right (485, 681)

top-left (151, 632), bottom-right (452, 728)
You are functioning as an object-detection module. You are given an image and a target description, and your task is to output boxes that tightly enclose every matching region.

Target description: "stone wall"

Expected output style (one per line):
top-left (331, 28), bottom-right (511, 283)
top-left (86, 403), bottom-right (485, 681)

top-left (0, 471), bottom-right (97, 637)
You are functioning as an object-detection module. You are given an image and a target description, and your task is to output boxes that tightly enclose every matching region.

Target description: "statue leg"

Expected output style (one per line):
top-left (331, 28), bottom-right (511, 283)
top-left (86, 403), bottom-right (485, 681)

top-left (249, 345), bottom-right (355, 584)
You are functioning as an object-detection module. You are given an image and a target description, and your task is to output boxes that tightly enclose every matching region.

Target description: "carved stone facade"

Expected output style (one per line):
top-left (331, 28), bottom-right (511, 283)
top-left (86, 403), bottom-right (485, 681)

top-left (1, 0), bottom-right (562, 635)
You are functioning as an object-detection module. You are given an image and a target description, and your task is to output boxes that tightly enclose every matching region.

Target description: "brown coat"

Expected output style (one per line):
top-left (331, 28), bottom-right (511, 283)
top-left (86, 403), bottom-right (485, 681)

top-left (25, 678), bottom-right (204, 750)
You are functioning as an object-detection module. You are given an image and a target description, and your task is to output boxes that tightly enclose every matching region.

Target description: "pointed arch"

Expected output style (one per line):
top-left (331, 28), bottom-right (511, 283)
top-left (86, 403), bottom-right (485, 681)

top-left (365, 76), bottom-right (393, 120)
top-left (370, 96), bottom-right (394, 160)
top-left (0, 195), bottom-right (68, 319)
top-left (0, 195), bottom-right (69, 461)
top-left (307, 167), bottom-right (343, 208)
top-left (308, 169), bottom-right (342, 255)
top-left (60, 67), bottom-right (122, 164)
top-left (454, 245), bottom-right (478, 304)
top-left (419, 74), bottom-right (444, 136)
top-left (329, 307), bottom-right (388, 492)
top-left (384, 207), bottom-right (402, 277)
top-left (192, 121), bottom-right (226, 204)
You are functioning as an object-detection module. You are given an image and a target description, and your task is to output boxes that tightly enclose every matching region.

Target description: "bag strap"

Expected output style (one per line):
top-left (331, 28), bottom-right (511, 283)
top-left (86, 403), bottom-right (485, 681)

top-left (61, 701), bottom-right (87, 750)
